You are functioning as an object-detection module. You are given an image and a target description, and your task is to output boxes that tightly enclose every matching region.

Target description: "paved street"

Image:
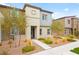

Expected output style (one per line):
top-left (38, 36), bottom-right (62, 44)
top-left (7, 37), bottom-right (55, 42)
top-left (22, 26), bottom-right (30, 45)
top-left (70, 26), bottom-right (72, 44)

top-left (32, 39), bottom-right (79, 55)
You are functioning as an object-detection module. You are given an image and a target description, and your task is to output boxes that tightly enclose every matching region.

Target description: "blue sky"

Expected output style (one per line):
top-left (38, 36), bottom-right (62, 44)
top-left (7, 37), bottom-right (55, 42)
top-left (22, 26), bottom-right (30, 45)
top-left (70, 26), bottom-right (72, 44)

top-left (1, 3), bottom-right (79, 19)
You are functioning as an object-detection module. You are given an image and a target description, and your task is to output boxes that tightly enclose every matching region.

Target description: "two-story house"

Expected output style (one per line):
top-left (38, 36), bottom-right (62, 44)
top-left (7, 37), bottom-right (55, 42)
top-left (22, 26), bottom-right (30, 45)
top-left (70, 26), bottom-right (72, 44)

top-left (0, 4), bottom-right (25, 42)
top-left (0, 4), bottom-right (53, 42)
top-left (53, 16), bottom-right (79, 35)
top-left (24, 4), bottom-right (53, 39)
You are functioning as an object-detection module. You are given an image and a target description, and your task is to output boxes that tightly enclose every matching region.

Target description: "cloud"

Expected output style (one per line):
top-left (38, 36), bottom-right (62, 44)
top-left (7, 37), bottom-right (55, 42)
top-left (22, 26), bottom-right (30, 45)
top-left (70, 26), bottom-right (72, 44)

top-left (64, 8), bottom-right (69, 12)
top-left (52, 11), bottom-right (75, 19)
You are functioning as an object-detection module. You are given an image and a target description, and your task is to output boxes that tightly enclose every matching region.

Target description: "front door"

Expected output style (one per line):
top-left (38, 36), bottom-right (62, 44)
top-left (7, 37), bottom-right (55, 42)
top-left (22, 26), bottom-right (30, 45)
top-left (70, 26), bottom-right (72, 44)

top-left (31, 26), bottom-right (36, 39)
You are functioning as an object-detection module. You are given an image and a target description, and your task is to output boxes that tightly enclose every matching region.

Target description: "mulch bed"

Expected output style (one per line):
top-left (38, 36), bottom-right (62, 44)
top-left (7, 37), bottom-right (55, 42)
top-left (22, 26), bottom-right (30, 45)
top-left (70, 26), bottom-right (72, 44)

top-left (0, 40), bottom-right (44, 55)
top-left (49, 39), bottom-right (70, 48)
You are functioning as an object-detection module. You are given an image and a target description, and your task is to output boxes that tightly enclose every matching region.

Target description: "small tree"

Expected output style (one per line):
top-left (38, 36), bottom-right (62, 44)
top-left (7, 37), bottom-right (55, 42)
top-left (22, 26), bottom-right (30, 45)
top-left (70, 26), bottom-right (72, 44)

top-left (51, 21), bottom-right (64, 36)
top-left (16, 15), bottom-right (26, 46)
top-left (1, 6), bottom-right (26, 47)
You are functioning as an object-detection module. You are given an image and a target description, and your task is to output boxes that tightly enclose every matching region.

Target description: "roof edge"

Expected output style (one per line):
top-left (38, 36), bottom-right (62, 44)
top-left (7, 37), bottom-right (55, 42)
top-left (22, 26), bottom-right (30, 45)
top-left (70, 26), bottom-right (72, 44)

top-left (0, 4), bottom-right (25, 12)
top-left (23, 3), bottom-right (53, 13)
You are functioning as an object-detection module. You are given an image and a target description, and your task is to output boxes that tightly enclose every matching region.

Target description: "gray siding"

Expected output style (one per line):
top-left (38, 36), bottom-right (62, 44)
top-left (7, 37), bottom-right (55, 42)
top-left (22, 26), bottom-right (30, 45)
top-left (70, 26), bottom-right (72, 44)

top-left (40, 11), bottom-right (52, 26)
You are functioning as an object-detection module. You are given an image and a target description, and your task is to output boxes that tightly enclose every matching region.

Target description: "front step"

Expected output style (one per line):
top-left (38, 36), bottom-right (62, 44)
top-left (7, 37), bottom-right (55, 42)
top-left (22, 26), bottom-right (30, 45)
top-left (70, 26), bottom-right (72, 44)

top-left (32, 40), bottom-right (52, 49)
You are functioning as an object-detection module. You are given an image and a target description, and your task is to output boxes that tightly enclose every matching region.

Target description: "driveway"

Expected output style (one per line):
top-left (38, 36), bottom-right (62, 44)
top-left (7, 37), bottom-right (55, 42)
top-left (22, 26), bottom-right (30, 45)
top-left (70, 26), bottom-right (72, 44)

top-left (31, 40), bottom-right (79, 55)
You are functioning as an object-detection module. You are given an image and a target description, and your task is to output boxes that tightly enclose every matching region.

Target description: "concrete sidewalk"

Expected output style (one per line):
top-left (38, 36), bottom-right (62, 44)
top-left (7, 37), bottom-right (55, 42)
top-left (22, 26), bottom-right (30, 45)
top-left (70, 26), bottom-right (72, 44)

top-left (32, 40), bottom-right (52, 49)
top-left (32, 40), bottom-right (79, 55)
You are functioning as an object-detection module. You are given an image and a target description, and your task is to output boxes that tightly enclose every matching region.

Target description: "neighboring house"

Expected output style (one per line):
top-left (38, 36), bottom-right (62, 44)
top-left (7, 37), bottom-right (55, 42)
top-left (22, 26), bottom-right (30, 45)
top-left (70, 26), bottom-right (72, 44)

top-left (0, 4), bottom-right (25, 42)
top-left (0, 4), bottom-right (53, 42)
top-left (52, 16), bottom-right (79, 35)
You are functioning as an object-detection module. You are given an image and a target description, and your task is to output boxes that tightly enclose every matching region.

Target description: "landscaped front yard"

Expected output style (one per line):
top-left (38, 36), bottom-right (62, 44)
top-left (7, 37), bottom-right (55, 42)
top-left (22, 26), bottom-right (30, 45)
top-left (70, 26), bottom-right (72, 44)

top-left (0, 39), bottom-right (44, 55)
top-left (38, 35), bottom-right (77, 48)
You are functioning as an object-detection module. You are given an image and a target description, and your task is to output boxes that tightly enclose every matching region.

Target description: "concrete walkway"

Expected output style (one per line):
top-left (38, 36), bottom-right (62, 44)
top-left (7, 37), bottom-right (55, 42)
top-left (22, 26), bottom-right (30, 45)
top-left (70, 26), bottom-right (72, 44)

top-left (32, 40), bottom-right (52, 49)
top-left (32, 40), bottom-right (79, 55)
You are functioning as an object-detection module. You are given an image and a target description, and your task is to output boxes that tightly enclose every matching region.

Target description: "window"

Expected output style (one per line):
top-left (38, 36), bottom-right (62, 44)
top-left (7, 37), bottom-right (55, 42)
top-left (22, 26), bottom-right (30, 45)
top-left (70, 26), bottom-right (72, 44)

top-left (64, 29), bottom-right (67, 34)
top-left (31, 10), bottom-right (36, 15)
top-left (68, 20), bottom-right (70, 24)
top-left (9, 10), bottom-right (19, 17)
top-left (40, 29), bottom-right (42, 35)
top-left (10, 26), bottom-right (19, 35)
top-left (47, 29), bottom-right (50, 35)
top-left (42, 14), bottom-right (47, 20)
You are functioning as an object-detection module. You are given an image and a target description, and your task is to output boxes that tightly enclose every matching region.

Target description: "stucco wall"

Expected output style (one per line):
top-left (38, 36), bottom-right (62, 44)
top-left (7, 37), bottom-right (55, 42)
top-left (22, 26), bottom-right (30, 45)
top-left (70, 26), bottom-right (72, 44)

top-left (64, 18), bottom-right (72, 28)
top-left (25, 6), bottom-right (40, 27)
top-left (25, 6), bottom-right (40, 39)
top-left (40, 27), bottom-right (51, 38)
top-left (25, 7), bottom-right (40, 19)
top-left (40, 11), bottom-right (52, 26)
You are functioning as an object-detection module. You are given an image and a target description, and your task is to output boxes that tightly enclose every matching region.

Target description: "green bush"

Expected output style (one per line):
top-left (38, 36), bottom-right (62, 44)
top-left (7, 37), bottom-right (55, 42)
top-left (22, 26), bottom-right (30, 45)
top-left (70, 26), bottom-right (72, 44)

top-left (22, 46), bottom-right (35, 53)
top-left (38, 37), bottom-right (52, 44)
top-left (71, 47), bottom-right (79, 54)
top-left (66, 35), bottom-right (76, 42)
top-left (68, 35), bottom-right (75, 38)
top-left (38, 38), bottom-right (46, 40)
top-left (67, 38), bottom-right (76, 42)
top-left (43, 38), bottom-right (52, 44)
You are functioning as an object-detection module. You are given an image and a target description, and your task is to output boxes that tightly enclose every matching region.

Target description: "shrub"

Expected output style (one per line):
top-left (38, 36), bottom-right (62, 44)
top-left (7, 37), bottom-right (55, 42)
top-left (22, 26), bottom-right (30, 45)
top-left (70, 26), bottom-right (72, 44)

top-left (66, 35), bottom-right (76, 42)
top-left (54, 40), bottom-right (58, 44)
top-left (68, 35), bottom-right (75, 39)
top-left (8, 40), bottom-right (13, 48)
top-left (70, 47), bottom-right (79, 54)
top-left (43, 38), bottom-right (52, 44)
top-left (62, 39), bottom-right (65, 42)
top-left (38, 37), bottom-right (52, 44)
top-left (38, 38), bottom-right (46, 40)
top-left (22, 46), bottom-right (35, 53)
top-left (26, 39), bottom-right (33, 46)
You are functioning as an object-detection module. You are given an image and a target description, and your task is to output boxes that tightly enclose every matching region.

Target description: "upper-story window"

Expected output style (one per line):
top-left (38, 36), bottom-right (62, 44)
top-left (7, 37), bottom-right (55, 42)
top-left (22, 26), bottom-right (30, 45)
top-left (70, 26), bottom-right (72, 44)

top-left (31, 10), bottom-right (36, 15)
top-left (9, 9), bottom-right (19, 17)
top-left (42, 14), bottom-right (47, 20)
top-left (68, 20), bottom-right (70, 24)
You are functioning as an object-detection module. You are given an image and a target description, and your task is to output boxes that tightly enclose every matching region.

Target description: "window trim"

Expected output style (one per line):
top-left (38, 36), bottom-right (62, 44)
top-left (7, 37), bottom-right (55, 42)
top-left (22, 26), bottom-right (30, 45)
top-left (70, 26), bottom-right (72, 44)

top-left (68, 20), bottom-right (70, 24)
top-left (42, 14), bottom-right (47, 20)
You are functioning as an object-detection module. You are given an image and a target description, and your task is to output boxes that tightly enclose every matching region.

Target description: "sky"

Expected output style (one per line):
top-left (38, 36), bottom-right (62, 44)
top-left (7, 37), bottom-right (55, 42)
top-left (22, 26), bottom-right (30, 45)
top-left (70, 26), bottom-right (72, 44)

top-left (1, 3), bottom-right (79, 19)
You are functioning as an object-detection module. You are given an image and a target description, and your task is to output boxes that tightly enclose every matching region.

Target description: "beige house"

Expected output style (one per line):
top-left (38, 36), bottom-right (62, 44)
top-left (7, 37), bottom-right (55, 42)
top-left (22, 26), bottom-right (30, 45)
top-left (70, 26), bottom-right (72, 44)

top-left (0, 4), bottom-right (25, 42)
top-left (24, 4), bottom-right (53, 39)
top-left (0, 4), bottom-right (53, 42)
top-left (53, 16), bottom-right (79, 35)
